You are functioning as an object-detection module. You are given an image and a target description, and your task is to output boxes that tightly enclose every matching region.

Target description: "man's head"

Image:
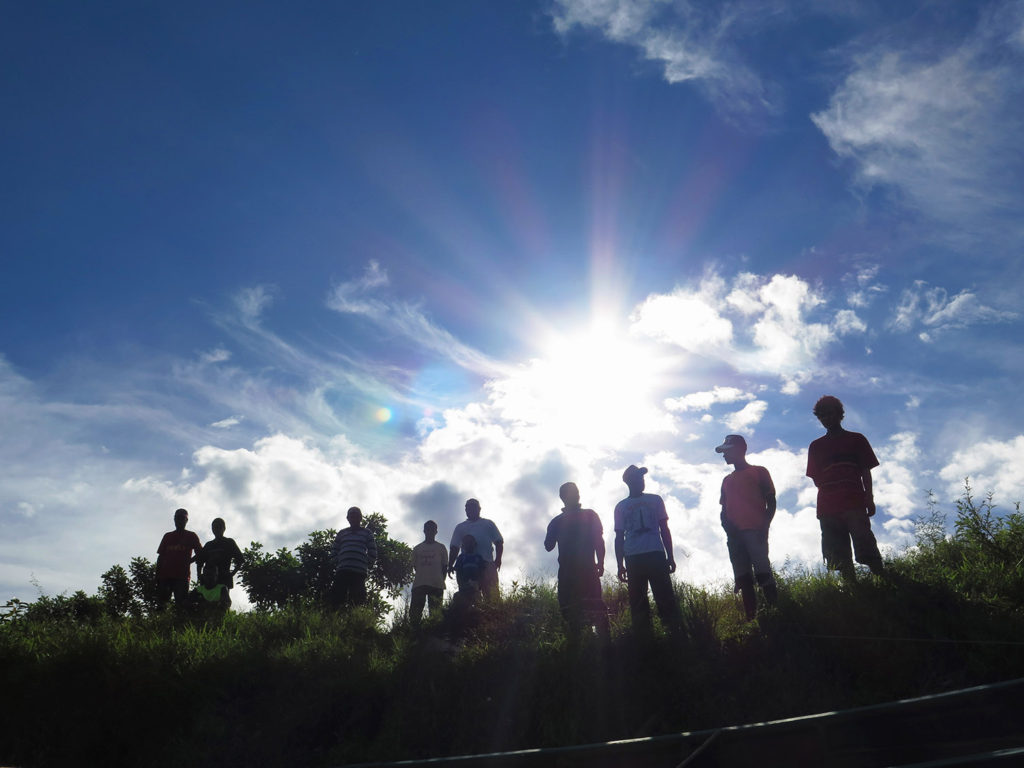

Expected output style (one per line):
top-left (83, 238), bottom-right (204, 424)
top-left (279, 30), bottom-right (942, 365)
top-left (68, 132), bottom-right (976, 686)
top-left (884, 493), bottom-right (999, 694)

top-left (423, 520), bottom-right (438, 538)
top-left (211, 517), bottom-right (226, 537)
top-left (715, 435), bottom-right (747, 465)
top-left (464, 498), bottom-right (481, 520)
top-left (173, 508), bottom-right (188, 531)
top-left (559, 482), bottom-right (580, 508)
top-left (461, 534), bottom-right (478, 553)
top-left (622, 465), bottom-right (648, 495)
top-left (814, 395), bottom-right (844, 429)
top-left (347, 506), bottom-right (363, 527)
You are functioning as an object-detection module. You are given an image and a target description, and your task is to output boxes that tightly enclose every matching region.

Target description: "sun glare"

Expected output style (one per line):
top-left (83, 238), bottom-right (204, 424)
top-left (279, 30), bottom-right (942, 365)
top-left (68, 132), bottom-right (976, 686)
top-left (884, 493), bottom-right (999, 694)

top-left (495, 319), bottom-right (673, 448)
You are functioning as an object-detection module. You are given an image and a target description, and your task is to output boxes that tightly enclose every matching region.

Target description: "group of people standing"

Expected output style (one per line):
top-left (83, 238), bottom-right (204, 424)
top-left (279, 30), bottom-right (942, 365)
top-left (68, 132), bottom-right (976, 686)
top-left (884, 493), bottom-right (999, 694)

top-left (155, 509), bottom-right (244, 610)
top-left (154, 394), bottom-right (885, 632)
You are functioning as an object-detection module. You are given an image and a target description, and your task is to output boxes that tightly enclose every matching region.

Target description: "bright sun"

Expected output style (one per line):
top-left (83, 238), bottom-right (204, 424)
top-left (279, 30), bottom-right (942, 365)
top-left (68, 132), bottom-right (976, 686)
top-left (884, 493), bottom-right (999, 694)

top-left (493, 319), bottom-right (674, 448)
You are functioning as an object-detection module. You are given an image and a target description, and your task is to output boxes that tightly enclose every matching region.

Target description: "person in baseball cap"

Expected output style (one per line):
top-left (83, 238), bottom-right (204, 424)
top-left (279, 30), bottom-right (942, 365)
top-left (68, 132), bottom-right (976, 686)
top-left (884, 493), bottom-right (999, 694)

top-left (717, 434), bottom-right (777, 620)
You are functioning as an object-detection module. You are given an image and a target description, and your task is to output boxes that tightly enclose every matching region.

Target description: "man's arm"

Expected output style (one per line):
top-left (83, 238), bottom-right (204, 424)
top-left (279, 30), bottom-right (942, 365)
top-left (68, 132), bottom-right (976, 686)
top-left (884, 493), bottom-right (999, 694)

top-left (862, 468), bottom-right (875, 516)
top-left (761, 469), bottom-right (777, 526)
top-left (366, 530), bottom-right (378, 566)
top-left (447, 543), bottom-right (460, 575)
top-left (614, 531), bottom-right (626, 581)
top-left (493, 541), bottom-right (503, 571)
top-left (544, 519), bottom-right (557, 552)
top-left (595, 537), bottom-right (605, 577)
top-left (658, 519), bottom-right (676, 574)
top-left (229, 539), bottom-right (244, 576)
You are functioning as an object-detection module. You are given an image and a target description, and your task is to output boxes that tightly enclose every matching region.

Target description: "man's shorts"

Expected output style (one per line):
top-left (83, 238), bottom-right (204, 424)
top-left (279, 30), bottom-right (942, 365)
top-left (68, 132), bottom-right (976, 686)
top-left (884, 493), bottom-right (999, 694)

top-left (726, 528), bottom-right (772, 581)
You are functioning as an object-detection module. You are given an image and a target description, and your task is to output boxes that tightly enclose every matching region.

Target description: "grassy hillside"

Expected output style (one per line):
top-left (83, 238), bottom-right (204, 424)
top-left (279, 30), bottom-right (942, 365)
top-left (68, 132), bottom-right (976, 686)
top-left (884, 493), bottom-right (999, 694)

top-left (2, 488), bottom-right (1023, 768)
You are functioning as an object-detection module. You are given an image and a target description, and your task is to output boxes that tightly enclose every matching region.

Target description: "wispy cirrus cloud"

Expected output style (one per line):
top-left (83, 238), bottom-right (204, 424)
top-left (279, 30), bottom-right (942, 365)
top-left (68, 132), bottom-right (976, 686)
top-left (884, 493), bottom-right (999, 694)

top-left (327, 262), bottom-right (505, 378)
top-left (888, 280), bottom-right (1018, 342)
top-left (549, 0), bottom-right (779, 124)
top-left (812, 1), bottom-right (1024, 238)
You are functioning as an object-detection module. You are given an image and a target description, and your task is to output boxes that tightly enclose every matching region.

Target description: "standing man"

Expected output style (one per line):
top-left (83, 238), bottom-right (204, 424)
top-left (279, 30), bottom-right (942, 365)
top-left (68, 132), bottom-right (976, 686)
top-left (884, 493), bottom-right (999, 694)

top-left (156, 508), bottom-right (203, 608)
top-left (806, 395), bottom-right (885, 579)
top-left (330, 506), bottom-right (378, 608)
top-left (198, 517), bottom-right (244, 605)
top-left (410, 520), bottom-right (447, 626)
top-left (447, 498), bottom-right (503, 599)
top-left (544, 482), bottom-right (609, 638)
top-left (614, 465), bottom-right (682, 632)
top-left (716, 435), bottom-right (778, 620)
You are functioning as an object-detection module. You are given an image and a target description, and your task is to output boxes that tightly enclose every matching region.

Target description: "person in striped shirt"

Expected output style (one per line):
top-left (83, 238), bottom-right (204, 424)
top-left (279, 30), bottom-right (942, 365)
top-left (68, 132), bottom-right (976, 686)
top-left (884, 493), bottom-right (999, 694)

top-left (329, 506), bottom-right (378, 608)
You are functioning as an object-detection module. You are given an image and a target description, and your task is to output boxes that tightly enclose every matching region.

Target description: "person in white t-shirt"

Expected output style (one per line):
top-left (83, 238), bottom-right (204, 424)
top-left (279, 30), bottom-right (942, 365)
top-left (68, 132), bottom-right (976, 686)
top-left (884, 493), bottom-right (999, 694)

top-left (613, 465), bottom-right (682, 633)
top-left (410, 520), bottom-right (448, 626)
top-left (447, 498), bottom-right (503, 599)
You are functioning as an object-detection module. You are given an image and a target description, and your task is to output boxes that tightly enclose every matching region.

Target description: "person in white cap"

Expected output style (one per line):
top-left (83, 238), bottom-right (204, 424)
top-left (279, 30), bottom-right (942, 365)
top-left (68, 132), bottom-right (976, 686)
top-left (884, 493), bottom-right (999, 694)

top-left (716, 434), bottom-right (777, 620)
top-left (613, 465), bottom-right (682, 632)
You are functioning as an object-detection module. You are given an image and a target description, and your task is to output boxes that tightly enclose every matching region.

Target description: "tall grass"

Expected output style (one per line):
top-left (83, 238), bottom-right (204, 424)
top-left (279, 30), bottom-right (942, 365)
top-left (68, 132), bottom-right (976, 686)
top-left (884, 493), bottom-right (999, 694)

top-left (4, 487), bottom-right (1024, 767)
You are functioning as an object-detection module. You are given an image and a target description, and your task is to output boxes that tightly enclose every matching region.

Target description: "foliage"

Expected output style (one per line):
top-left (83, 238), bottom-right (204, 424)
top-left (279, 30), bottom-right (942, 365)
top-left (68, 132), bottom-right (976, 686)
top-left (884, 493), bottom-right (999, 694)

top-left (905, 479), bottom-right (1024, 608)
top-left (3, 484), bottom-right (1023, 767)
top-left (240, 513), bottom-right (413, 616)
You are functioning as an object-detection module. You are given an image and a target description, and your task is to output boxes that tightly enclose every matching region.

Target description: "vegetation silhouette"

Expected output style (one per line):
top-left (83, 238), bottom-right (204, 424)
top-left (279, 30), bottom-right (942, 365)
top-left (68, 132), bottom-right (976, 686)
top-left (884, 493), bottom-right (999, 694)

top-left (2, 484), bottom-right (1023, 768)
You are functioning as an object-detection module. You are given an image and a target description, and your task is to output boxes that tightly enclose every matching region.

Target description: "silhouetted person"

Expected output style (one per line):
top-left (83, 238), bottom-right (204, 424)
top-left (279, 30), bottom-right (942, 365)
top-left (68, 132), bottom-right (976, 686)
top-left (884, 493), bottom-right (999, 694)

top-left (447, 499), bottom-right (503, 599)
top-left (156, 508), bottom-right (203, 608)
top-left (453, 534), bottom-right (487, 593)
top-left (198, 517), bottom-right (244, 603)
top-left (545, 482), bottom-right (610, 638)
top-left (807, 395), bottom-right (885, 579)
top-left (330, 507), bottom-right (378, 608)
top-left (614, 465), bottom-right (682, 633)
top-left (717, 435), bottom-right (778, 620)
top-left (410, 520), bottom-right (447, 626)
top-left (191, 562), bottom-right (230, 613)
top-left (447, 534), bottom-right (486, 638)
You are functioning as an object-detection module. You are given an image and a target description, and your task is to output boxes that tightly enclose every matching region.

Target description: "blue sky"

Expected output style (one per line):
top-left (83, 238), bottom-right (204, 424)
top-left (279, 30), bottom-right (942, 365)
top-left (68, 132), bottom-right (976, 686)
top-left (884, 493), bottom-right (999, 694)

top-left (3, 1), bottom-right (1023, 606)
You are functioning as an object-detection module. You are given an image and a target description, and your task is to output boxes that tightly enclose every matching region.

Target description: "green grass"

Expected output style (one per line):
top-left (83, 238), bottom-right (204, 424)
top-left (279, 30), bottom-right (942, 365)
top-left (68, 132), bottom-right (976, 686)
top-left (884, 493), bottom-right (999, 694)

top-left (4, 490), bottom-right (1024, 767)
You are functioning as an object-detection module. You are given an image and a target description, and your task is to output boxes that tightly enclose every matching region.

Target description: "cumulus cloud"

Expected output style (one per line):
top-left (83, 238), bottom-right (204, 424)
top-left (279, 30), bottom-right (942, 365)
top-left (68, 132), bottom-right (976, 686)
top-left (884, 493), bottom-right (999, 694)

top-left (549, 0), bottom-right (778, 123)
top-left (723, 399), bottom-right (768, 432)
top-left (664, 385), bottom-right (753, 412)
top-left (812, 2), bottom-right (1024, 236)
top-left (631, 271), bottom-right (837, 392)
top-left (939, 434), bottom-right (1024, 504)
top-left (833, 309), bottom-right (866, 336)
top-left (888, 280), bottom-right (1018, 340)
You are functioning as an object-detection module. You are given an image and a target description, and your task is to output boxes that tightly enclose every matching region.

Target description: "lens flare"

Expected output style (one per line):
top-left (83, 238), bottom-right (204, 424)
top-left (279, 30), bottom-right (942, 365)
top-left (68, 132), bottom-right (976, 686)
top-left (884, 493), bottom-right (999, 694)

top-left (375, 407), bottom-right (393, 423)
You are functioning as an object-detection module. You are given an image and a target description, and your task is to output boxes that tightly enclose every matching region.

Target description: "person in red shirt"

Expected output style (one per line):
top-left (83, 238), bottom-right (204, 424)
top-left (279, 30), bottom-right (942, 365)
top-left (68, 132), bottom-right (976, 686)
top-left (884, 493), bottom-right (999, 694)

top-left (806, 395), bottom-right (885, 579)
top-left (717, 434), bottom-right (777, 620)
top-left (156, 508), bottom-right (203, 607)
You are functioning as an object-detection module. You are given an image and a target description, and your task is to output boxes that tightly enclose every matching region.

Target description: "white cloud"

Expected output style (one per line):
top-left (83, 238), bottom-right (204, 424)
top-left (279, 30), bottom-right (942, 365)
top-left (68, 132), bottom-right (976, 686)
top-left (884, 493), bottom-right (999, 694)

top-left (210, 416), bottom-right (242, 429)
top-left (234, 285), bottom-right (275, 324)
top-left (200, 347), bottom-right (232, 364)
top-left (631, 271), bottom-right (841, 393)
top-left (833, 309), bottom-right (866, 335)
top-left (888, 280), bottom-right (1018, 339)
top-left (327, 261), bottom-right (504, 378)
top-left (939, 434), bottom-right (1024, 504)
top-left (629, 278), bottom-right (734, 355)
top-left (812, 3), bottom-right (1024, 236)
top-left (549, 0), bottom-right (777, 123)
top-left (723, 399), bottom-right (768, 432)
top-left (665, 386), bottom-right (753, 412)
